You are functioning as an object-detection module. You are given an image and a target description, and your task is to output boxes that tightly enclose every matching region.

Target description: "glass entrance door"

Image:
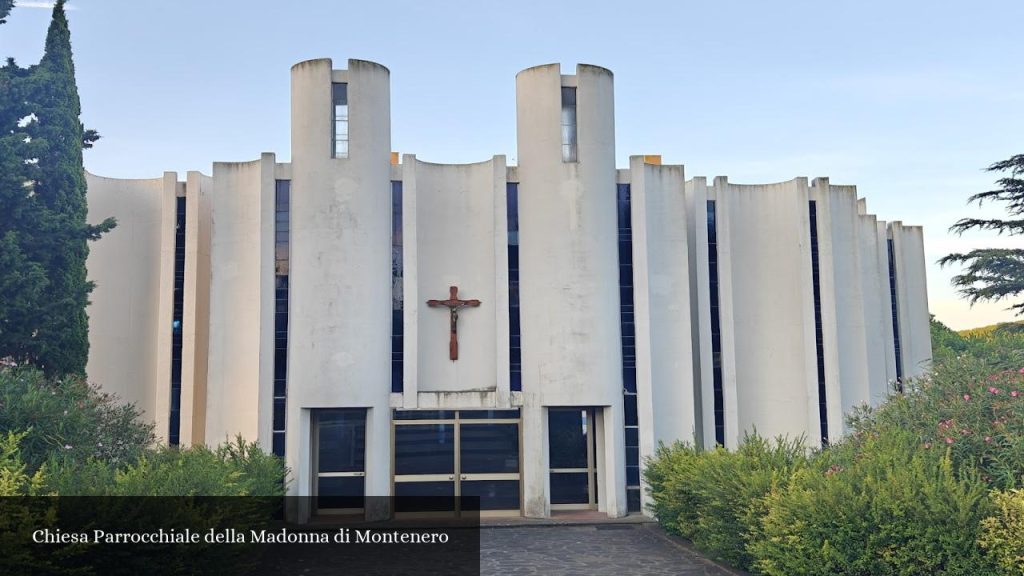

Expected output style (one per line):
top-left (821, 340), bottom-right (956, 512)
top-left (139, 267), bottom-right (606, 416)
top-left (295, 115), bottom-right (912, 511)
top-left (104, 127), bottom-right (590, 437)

top-left (548, 408), bottom-right (598, 511)
top-left (393, 409), bottom-right (521, 517)
top-left (313, 409), bottom-right (367, 515)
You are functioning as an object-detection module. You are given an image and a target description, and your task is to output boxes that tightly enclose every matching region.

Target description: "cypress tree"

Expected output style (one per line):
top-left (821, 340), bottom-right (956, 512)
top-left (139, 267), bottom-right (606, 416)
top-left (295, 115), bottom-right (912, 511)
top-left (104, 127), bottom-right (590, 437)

top-left (0, 7), bottom-right (49, 364)
top-left (12, 0), bottom-right (113, 375)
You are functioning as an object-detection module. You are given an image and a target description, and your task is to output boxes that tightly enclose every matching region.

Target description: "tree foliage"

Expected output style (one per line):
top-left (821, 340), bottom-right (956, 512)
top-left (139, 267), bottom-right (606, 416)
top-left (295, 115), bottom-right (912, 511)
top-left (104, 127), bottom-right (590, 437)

top-left (940, 155), bottom-right (1024, 316)
top-left (0, 0), bottom-right (114, 375)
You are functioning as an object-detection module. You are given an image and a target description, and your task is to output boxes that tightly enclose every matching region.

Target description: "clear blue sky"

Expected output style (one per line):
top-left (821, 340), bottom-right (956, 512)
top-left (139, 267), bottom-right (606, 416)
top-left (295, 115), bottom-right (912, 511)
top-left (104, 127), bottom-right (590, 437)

top-left (3, 0), bottom-right (1022, 329)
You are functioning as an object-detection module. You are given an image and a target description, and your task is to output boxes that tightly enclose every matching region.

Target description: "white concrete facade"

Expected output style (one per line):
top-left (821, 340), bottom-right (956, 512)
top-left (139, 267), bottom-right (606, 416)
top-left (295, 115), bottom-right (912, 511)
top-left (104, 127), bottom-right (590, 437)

top-left (84, 58), bottom-right (932, 519)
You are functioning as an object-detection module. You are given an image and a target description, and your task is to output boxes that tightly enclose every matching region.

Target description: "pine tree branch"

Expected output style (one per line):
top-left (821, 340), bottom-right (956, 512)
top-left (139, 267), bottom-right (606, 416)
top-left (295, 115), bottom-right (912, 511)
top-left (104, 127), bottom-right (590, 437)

top-left (948, 217), bottom-right (1024, 236)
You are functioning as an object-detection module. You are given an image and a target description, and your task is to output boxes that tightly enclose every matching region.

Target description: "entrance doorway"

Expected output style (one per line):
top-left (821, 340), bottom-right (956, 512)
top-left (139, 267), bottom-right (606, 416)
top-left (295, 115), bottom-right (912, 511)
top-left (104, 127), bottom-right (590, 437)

top-left (548, 407), bottom-right (598, 511)
top-left (392, 409), bottom-right (521, 517)
top-left (312, 409), bottom-right (367, 515)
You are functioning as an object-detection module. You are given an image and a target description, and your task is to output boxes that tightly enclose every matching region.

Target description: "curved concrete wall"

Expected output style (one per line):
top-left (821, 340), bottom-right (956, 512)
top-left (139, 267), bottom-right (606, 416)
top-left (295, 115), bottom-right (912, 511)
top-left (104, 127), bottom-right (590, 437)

top-left (206, 156), bottom-right (275, 447)
top-left (813, 180), bottom-right (871, 439)
top-left (85, 172), bottom-right (167, 425)
top-left (287, 59), bottom-right (392, 502)
top-left (403, 156), bottom-right (507, 397)
top-left (181, 171), bottom-right (212, 446)
top-left (711, 177), bottom-right (819, 447)
top-left (890, 223), bottom-right (932, 379)
top-left (856, 204), bottom-right (895, 404)
top-left (629, 157), bottom-right (695, 510)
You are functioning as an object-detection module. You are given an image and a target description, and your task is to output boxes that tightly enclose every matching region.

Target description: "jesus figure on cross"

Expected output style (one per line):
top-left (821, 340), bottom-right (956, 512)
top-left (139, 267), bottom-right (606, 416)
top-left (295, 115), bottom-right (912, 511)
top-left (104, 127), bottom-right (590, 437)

top-left (426, 286), bottom-right (481, 361)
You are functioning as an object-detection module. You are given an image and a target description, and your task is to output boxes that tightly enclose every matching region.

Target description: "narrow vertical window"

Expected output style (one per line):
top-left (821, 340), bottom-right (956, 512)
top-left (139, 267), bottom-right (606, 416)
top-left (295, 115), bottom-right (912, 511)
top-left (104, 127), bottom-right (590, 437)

top-left (560, 87), bottom-right (577, 162)
top-left (272, 180), bottom-right (290, 457)
top-left (809, 201), bottom-right (828, 446)
top-left (391, 181), bottom-right (403, 393)
top-left (888, 238), bottom-right (904, 388)
top-left (618, 184), bottom-right (640, 512)
top-left (169, 196), bottom-right (186, 446)
top-left (707, 200), bottom-right (725, 447)
top-left (507, 183), bottom-right (522, 391)
top-left (332, 83), bottom-right (348, 159)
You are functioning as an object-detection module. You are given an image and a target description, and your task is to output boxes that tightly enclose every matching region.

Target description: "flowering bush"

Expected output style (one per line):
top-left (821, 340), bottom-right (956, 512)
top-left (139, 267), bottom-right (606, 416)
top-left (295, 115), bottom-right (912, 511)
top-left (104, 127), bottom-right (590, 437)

top-left (848, 359), bottom-right (1024, 489)
top-left (0, 365), bottom-right (153, 471)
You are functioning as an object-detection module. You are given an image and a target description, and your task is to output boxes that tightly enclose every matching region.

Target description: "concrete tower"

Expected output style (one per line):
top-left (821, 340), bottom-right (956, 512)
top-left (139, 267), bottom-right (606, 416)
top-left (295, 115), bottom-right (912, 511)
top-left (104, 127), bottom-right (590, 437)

top-left (287, 59), bottom-right (393, 517)
top-left (515, 64), bottom-right (626, 517)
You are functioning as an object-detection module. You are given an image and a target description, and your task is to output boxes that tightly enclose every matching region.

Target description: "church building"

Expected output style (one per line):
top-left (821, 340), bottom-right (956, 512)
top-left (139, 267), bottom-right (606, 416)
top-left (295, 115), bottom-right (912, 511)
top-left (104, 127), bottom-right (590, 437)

top-left (84, 59), bottom-right (932, 520)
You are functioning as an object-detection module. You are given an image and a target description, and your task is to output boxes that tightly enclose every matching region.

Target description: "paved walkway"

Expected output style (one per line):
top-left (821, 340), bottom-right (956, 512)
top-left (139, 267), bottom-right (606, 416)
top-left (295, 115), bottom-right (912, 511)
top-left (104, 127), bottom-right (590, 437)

top-left (480, 524), bottom-right (742, 576)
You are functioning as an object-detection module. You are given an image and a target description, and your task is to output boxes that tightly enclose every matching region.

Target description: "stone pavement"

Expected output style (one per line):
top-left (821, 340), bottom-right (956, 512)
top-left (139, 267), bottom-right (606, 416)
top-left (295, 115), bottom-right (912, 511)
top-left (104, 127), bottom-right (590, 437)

top-left (480, 523), bottom-right (743, 576)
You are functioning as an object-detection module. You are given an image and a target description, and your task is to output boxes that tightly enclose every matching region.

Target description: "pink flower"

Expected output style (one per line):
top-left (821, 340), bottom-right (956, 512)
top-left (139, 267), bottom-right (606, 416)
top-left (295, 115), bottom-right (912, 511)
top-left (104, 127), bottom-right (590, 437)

top-left (963, 394), bottom-right (971, 401)
top-left (1018, 367), bottom-right (1024, 374)
top-left (989, 387), bottom-right (1001, 395)
top-left (985, 436), bottom-right (992, 444)
top-left (945, 437), bottom-right (955, 445)
top-left (1012, 391), bottom-right (1019, 398)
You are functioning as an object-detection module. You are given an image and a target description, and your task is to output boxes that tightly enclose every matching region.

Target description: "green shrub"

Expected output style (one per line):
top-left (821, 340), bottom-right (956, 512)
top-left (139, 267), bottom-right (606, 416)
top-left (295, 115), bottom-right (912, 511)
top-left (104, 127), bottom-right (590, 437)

top-left (49, 436), bottom-right (287, 496)
top-left (752, 430), bottom-right (998, 576)
top-left (0, 430), bottom-right (46, 496)
top-left (980, 489), bottom-right (1024, 575)
top-left (644, 433), bottom-right (809, 571)
top-left (0, 365), bottom-right (153, 471)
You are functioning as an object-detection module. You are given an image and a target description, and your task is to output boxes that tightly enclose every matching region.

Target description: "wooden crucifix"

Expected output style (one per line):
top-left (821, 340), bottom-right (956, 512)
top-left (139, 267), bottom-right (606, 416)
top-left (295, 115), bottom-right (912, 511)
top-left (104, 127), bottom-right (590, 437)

top-left (426, 286), bottom-right (481, 361)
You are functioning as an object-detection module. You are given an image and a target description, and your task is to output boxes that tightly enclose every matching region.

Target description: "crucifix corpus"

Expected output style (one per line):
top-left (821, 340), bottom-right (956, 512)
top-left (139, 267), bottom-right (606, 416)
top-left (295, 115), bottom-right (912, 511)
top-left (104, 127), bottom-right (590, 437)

top-left (426, 286), bottom-right (481, 361)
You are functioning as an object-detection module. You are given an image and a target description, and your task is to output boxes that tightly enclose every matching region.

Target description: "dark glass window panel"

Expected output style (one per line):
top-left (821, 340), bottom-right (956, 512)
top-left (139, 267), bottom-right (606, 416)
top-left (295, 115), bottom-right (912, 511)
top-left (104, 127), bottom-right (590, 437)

top-left (332, 82), bottom-right (348, 105)
top-left (274, 350), bottom-right (287, 380)
top-left (550, 473), bottom-right (589, 505)
top-left (273, 399), bottom-right (286, 430)
top-left (888, 238), bottom-right (903, 381)
top-left (622, 368), bottom-right (636, 393)
top-left (394, 482), bottom-right (455, 513)
top-left (626, 446), bottom-right (640, 467)
top-left (317, 476), bottom-right (364, 510)
top-left (392, 181), bottom-right (403, 395)
top-left (317, 410), bottom-right (366, 473)
top-left (458, 410), bottom-right (520, 420)
top-left (394, 424), bottom-right (455, 475)
top-left (809, 201), bottom-right (829, 444)
top-left (625, 427), bottom-right (639, 449)
top-left (626, 465), bottom-right (641, 486)
top-left (627, 488), bottom-right (642, 513)
top-left (392, 410), bottom-right (455, 421)
top-left (274, 378), bottom-right (286, 398)
top-left (272, 431), bottom-right (285, 458)
top-left (506, 183), bottom-right (519, 234)
top-left (548, 410), bottom-right (589, 469)
top-left (168, 414), bottom-right (180, 444)
top-left (624, 394), bottom-right (639, 426)
top-left (170, 388), bottom-right (181, 411)
top-left (460, 480), bottom-right (520, 511)
top-left (460, 424), bottom-right (519, 474)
